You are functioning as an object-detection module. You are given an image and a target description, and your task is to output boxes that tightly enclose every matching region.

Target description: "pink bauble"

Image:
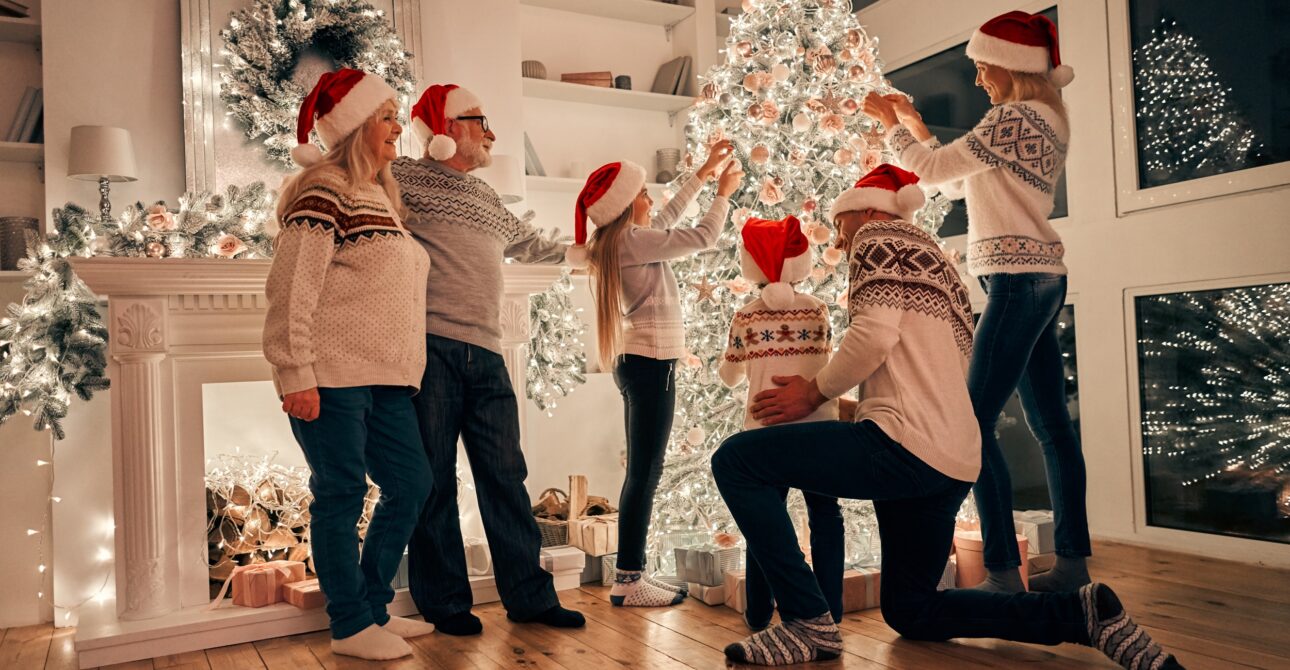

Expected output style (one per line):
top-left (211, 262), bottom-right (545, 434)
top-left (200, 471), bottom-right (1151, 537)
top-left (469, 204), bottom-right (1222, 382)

top-left (846, 29), bottom-right (863, 49)
top-left (789, 149), bottom-right (806, 166)
top-left (750, 144), bottom-right (771, 165)
top-left (818, 113), bottom-right (845, 137)
top-left (839, 48), bottom-right (855, 62)
top-left (840, 98), bottom-right (860, 116)
top-left (736, 40), bottom-right (754, 58)
top-left (823, 246), bottom-right (843, 266)
top-left (759, 100), bottom-right (780, 124)
top-left (771, 64), bottom-right (791, 82)
top-left (849, 65), bottom-right (866, 82)
top-left (833, 148), bottom-right (855, 166)
top-left (811, 267), bottom-right (828, 282)
top-left (747, 102), bottom-right (763, 121)
top-left (792, 113), bottom-right (812, 133)
top-left (808, 224), bottom-right (832, 245)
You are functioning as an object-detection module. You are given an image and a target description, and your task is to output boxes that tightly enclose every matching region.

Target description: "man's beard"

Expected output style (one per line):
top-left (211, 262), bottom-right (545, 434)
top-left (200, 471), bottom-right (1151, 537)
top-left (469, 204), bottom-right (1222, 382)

top-left (458, 137), bottom-right (492, 170)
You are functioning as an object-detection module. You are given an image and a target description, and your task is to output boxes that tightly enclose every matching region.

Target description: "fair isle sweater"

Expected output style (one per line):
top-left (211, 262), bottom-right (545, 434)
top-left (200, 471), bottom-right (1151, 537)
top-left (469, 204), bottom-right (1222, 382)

top-left (618, 175), bottom-right (730, 360)
top-left (719, 292), bottom-right (839, 429)
top-left (392, 157), bottom-right (567, 354)
top-left (888, 101), bottom-right (1070, 277)
top-left (263, 166), bottom-right (430, 396)
top-left (814, 219), bottom-right (981, 482)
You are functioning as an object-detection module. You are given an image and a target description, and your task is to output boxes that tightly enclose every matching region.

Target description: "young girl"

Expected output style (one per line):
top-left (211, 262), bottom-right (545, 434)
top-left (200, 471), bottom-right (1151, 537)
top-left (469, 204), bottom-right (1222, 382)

top-left (263, 69), bottom-right (433, 660)
top-left (865, 9), bottom-right (1089, 594)
top-left (566, 141), bottom-right (743, 607)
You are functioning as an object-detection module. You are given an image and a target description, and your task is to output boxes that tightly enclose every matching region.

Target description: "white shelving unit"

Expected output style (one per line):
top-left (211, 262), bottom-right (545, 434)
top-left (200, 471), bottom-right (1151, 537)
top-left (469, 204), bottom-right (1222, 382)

top-left (527, 175), bottom-right (668, 194)
top-left (520, 0), bottom-right (694, 28)
top-left (0, 140), bottom-right (42, 163)
top-left (522, 78), bottom-right (693, 119)
top-left (0, 16), bottom-right (40, 44)
top-left (0, 4), bottom-right (45, 226)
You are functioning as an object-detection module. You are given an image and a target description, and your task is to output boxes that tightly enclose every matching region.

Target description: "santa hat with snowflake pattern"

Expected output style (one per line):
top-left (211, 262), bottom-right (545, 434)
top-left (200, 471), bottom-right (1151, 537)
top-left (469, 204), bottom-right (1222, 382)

top-left (410, 84), bottom-right (484, 160)
top-left (740, 215), bottom-right (813, 310)
top-left (828, 163), bottom-right (925, 223)
top-left (967, 10), bottom-right (1074, 88)
top-left (565, 161), bottom-right (648, 268)
top-left (292, 68), bottom-right (398, 167)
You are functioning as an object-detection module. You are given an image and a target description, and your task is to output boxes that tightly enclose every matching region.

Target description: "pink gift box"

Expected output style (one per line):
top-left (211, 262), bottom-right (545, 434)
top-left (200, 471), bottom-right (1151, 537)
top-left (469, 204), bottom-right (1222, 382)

top-left (210, 560), bottom-right (306, 610)
top-left (953, 530), bottom-right (1030, 588)
top-left (843, 567), bottom-right (881, 612)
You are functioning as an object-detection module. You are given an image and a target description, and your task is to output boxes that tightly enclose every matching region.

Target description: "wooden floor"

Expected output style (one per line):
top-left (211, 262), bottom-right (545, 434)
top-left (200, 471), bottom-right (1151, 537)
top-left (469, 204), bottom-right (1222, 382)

top-left (5, 541), bottom-right (1289, 670)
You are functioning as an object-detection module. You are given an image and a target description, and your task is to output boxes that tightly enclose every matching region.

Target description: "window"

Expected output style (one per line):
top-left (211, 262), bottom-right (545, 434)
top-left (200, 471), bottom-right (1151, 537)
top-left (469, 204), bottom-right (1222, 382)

top-left (887, 7), bottom-right (1067, 238)
top-left (1135, 281), bottom-right (1290, 544)
top-left (1128, 0), bottom-right (1290, 188)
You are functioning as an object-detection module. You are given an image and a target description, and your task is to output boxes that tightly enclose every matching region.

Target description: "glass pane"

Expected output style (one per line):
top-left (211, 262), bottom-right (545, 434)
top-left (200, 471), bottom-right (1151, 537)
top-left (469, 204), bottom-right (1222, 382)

top-left (887, 7), bottom-right (1067, 237)
top-left (1129, 0), bottom-right (1290, 188)
top-left (1135, 282), bottom-right (1290, 544)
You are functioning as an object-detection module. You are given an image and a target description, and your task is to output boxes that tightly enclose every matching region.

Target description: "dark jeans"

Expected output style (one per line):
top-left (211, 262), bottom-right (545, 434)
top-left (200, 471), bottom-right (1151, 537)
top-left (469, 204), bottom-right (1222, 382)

top-left (612, 354), bottom-right (677, 571)
top-left (745, 489), bottom-right (844, 626)
top-left (970, 273), bottom-right (1091, 570)
top-left (407, 334), bottom-right (557, 620)
top-left (289, 386), bottom-right (432, 639)
top-left (712, 420), bottom-right (1088, 646)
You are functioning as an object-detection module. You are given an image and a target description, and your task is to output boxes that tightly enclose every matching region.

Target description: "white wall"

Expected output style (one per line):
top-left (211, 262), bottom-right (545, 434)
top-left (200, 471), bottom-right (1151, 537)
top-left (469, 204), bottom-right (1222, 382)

top-left (859, 0), bottom-right (1290, 566)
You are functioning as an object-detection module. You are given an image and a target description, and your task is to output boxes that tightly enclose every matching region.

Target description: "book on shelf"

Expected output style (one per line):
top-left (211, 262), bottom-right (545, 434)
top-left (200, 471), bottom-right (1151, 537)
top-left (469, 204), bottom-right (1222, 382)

top-left (560, 71), bottom-right (613, 88)
top-left (651, 56), bottom-right (690, 95)
top-left (0, 0), bottom-right (30, 18)
top-left (5, 86), bottom-right (37, 142)
top-left (15, 88), bottom-right (42, 143)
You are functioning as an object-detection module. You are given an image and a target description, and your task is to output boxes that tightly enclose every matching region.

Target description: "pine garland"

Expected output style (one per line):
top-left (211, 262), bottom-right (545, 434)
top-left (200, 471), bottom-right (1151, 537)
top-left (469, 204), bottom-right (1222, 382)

top-left (527, 270), bottom-right (588, 416)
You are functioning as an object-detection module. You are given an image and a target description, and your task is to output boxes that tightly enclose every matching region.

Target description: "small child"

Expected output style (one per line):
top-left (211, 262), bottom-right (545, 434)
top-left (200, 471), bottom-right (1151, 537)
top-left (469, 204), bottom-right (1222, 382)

top-left (719, 215), bottom-right (844, 629)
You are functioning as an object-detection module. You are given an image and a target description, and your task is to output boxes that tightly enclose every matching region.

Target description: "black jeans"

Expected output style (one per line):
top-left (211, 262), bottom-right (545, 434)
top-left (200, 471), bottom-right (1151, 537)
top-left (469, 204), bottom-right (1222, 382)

top-left (745, 489), bottom-right (844, 625)
top-left (407, 334), bottom-right (557, 620)
top-left (970, 273), bottom-right (1091, 570)
top-left (612, 354), bottom-right (677, 571)
top-left (712, 420), bottom-right (1088, 646)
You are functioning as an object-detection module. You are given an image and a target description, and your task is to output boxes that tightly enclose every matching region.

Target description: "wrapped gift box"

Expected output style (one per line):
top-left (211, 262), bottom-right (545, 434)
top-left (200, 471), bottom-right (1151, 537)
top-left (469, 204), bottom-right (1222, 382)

top-left (953, 530), bottom-right (1030, 588)
top-left (723, 569), bottom-right (747, 613)
top-left (1028, 552), bottom-right (1057, 574)
top-left (284, 578), bottom-right (326, 609)
top-left (219, 560), bottom-right (306, 609)
top-left (580, 552), bottom-right (617, 584)
top-left (540, 545), bottom-right (586, 573)
top-left (1013, 510), bottom-right (1056, 556)
top-left (687, 581), bottom-right (726, 606)
top-left (392, 552), bottom-right (409, 590)
top-left (675, 546), bottom-right (741, 587)
top-left (842, 567), bottom-right (881, 612)
top-left (568, 475), bottom-right (619, 556)
top-left (937, 556), bottom-right (956, 591)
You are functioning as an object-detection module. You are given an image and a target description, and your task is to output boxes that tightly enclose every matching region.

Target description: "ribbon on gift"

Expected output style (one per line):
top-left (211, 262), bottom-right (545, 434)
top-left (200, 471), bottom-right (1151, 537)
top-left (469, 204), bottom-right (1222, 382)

top-left (207, 560), bottom-right (304, 610)
top-left (464, 537), bottom-right (493, 576)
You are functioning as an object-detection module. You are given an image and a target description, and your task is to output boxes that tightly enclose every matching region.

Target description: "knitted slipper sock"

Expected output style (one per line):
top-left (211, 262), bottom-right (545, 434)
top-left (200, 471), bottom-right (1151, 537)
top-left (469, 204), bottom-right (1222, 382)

top-left (970, 567), bottom-right (1027, 593)
top-left (382, 615), bottom-right (436, 638)
top-left (507, 604), bottom-right (585, 628)
top-left (1081, 583), bottom-right (1185, 670)
top-left (331, 624), bottom-right (412, 660)
top-left (433, 611), bottom-right (482, 636)
top-left (611, 570), bottom-right (686, 607)
top-left (1028, 555), bottom-right (1091, 593)
top-left (723, 613), bottom-right (842, 665)
top-left (645, 574), bottom-right (687, 595)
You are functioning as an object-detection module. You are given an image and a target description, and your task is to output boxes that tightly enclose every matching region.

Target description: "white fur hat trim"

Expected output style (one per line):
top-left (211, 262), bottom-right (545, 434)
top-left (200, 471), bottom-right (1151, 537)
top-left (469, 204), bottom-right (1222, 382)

top-left (828, 184), bottom-right (925, 222)
top-left (585, 161), bottom-right (647, 226)
top-left (314, 74), bottom-right (397, 150)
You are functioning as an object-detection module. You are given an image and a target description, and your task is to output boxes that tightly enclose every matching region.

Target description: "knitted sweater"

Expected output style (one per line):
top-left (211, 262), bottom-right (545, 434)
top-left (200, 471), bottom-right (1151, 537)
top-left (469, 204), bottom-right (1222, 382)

top-left (393, 157), bottom-right (567, 354)
top-left (888, 101), bottom-right (1069, 277)
top-left (618, 175), bottom-right (730, 360)
top-left (720, 292), bottom-right (839, 429)
top-left (263, 166), bottom-right (430, 396)
top-left (814, 219), bottom-right (980, 482)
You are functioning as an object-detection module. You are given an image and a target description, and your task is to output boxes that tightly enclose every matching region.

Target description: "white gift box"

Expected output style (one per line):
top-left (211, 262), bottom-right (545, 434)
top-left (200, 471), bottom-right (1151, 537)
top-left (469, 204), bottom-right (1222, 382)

top-left (540, 545), bottom-right (586, 573)
top-left (675, 546), bottom-right (741, 587)
top-left (1013, 510), bottom-right (1056, 556)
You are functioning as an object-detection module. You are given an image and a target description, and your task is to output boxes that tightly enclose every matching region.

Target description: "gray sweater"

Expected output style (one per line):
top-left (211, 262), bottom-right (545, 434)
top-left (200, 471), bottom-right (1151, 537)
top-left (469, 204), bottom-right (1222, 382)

top-left (393, 157), bottom-right (567, 354)
top-left (618, 175), bottom-right (730, 360)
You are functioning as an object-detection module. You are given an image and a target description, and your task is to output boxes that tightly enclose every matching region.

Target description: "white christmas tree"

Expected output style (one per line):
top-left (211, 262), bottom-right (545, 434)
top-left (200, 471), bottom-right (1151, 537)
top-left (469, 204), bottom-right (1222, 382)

top-left (1132, 18), bottom-right (1263, 188)
top-left (648, 0), bottom-right (951, 568)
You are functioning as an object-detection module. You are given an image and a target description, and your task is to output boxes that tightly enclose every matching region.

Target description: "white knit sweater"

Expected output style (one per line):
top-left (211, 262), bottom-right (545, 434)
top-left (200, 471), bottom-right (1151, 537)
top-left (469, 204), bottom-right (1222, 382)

top-left (888, 101), bottom-right (1070, 277)
top-left (814, 219), bottom-right (980, 482)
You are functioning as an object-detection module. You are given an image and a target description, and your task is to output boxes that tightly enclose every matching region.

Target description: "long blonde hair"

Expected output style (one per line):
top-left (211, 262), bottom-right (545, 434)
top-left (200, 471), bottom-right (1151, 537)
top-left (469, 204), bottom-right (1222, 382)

top-left (1005, 70), bottom-right (1069, 127)
top-left (275, 101), bottom-right (403, 229)
top-left (587, 206), bottom-right (635, 372)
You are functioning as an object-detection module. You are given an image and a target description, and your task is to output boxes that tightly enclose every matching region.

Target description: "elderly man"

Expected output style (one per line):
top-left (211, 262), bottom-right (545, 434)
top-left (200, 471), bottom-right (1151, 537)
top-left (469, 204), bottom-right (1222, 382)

top-left (393, 84), bottom-right (583, 635)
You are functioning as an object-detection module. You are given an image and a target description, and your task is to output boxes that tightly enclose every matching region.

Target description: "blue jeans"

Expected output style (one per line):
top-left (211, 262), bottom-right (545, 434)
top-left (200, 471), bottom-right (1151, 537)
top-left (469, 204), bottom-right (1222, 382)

top-left (407, 334), bottom-right (557, 621)
top-left (712, 420), bottom-right (1088, 645)
top-left (289, 386), bottom-right (432, 639)
top-left (744, 489), bottom-right (844, 626)
top-left (970, 273), bottom-right (1091, 570)
top-left (612, 354), bottom-right (676, 572)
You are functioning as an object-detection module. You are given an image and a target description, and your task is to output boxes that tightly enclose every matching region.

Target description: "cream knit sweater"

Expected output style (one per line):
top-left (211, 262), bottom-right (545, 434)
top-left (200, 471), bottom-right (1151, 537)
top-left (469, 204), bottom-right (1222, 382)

top-left (263, 166), bottom-right (430, 396)
top-left (814, 219), bottom-right (980, 482)
top-left (888, 100), bottom-right (1070, 277)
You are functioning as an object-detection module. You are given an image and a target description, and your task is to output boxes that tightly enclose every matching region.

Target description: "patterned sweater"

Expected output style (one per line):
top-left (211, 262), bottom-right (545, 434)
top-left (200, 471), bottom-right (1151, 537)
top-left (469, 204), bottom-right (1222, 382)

top-left (263, 166), bottom-right (430, 396)
top-left (814, 219), bottom-right (980, 482)
top-left (393, 157), bottom-right (567, 354)
top-left (888, 101), bottom-right (1069, 277)
top-left (720, 293), bottom-right (839, 429)
top-left (618, 175), bottom-right (730, 360)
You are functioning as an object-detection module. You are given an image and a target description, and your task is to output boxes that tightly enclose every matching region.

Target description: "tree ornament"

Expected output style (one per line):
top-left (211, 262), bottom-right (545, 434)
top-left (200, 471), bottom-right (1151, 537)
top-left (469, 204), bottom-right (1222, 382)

top-left (750, 145), bottom-right (771, 165)
top-left (771, 64), bottom-right (792, 82)
top-left (847, 29), bottom-right (863, 49)
top-left (747, 102), bottom-right (764, 122)
top-left (735, 40), bottom-right (754, 58)
top-left (833, 148), bottom-right (855, 166)
top-left (802, 198), bottom-right (818, 214)
top-left (818, 113), bottom-right (845, 137)
top-left (758, 178), bottom-right (784, 205)
top-left (848, 65), bottom-right (867, 82)
top-left (811, 266), bottom-right (828, 282)
top-left (702, 82), bottom-right (718, 100)
top-left (808, 224), bottom-right (832, 244)
top-left (686, 426), bottom-right (707, 447)
top-left (789, 149), bottom-right (806, 165)
top-left (758, 100), bottom-right (780, 125)
top-left (725, 277), bottom-right (753, 295)
top-left (840, 98), bottom-right (860, 116)
top-left (823, 246), bottom-right (843, 266)
top-left (145, 241), bottom-right (168, 258)
top-left (839, 48), bottom-right (856, 63)
top-left (692, 277), bottom-right (719, 303)
top-left (792, 113), bottom-right (813, 133)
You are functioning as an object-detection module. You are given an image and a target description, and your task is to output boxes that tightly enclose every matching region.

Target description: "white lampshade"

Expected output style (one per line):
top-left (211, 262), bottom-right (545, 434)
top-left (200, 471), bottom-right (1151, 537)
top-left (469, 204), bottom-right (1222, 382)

top-left (67, 125), bottom-right (138, 182)
top-left (475, 154), bottom-right (524, 204)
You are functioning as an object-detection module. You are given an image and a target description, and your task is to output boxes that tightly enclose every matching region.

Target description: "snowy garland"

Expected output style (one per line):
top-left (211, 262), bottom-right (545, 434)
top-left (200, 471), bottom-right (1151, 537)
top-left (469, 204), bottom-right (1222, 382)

top-left (0, 184), bottom-right (276, 438)
top-left (219, 0), bottom-right (416, 167)
top-left (527, 270), bottom-right (588, 416)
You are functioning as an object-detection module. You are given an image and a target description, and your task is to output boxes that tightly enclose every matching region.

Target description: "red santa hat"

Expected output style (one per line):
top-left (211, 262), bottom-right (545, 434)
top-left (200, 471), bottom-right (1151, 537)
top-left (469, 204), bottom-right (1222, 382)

top-left (966, 11), bottom-right (1074, 89)
top-left (828, 163), bottom-right (925, 223)
top-left (565, 161), bottom-right (648, 268)
top-left (410, 84), bottom-right (484, 160)
top-left (292, 68), bottom-right (397, 167)
top-left (740, 215), bottom-right (812, 310)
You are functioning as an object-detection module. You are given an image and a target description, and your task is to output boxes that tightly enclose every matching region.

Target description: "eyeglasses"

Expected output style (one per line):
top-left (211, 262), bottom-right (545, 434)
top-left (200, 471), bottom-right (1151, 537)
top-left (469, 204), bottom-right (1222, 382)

top-left (455, 115), bottom-right (490, 133)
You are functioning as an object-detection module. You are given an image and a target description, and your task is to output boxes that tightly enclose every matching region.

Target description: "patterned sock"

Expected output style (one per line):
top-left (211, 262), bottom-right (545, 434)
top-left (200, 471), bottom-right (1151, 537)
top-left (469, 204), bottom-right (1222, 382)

top-left (610, 570), bottom-right (686, 607)
top-left (645, 574), bottom-right (687, 595)
top-left (723, 613), bottom-right (842, 665)
top-left (1028, 555), bottom-right (1091, 592)
top-left (970, 567), bottom-right (1027, 593)
top-left (1081, 583), bottom-right (1184, 670)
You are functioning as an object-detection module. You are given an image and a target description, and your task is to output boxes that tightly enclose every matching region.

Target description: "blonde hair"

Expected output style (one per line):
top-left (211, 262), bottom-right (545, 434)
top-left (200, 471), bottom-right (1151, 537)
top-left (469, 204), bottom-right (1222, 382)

top-left (1004, 70), bottom-right (1069, 126)
top-left (587, 206), bottom-right (635, 372)
top-left (275, 100), bottom-right (403, 229)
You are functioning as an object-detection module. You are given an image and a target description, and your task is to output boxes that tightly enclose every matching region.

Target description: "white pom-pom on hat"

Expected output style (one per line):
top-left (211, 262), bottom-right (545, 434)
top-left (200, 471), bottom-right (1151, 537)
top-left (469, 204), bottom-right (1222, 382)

top-left (565, 244), bottom-right (588, 269)
top-left (895, 183), bottom-right (925, 215)
top-left (761, 282), bottom-right (795, 310)
top-left (291, 143), bottom-right (323, 168)
top-left (1050, 64), bottom-right (1075, 88)
top-left (428, 134), bottom-right (458, 161)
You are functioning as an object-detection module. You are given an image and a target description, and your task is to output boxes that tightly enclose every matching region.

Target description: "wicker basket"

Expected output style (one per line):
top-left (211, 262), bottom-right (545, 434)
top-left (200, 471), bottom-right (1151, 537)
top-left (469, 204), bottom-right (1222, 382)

top-left (521, 60), bottom-right (548, 80)
top-left (532, 487), bottom-right (569, 547)
top-left (0, 216), bottom-right (39, 271)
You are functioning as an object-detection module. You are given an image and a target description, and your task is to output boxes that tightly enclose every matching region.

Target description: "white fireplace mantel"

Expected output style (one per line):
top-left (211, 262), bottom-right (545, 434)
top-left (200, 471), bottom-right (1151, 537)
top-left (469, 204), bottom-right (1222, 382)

top-left (67, 257), bottom-right (570, 668)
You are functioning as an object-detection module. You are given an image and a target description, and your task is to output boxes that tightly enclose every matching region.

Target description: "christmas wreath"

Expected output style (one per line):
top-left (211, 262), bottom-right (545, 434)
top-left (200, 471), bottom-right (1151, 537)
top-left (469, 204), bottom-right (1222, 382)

top-left (219, 0), bottom-right (416, 167)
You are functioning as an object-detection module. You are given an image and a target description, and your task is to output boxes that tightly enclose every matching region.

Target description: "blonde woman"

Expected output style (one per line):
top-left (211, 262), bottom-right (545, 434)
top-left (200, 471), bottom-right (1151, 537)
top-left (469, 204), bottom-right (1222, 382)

top-left (865, 10), bottom-right (1089, 596)
top-left (263, 69), bottom-right (432, 660)
top-left (565, 141), bottom-right (742, 607)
